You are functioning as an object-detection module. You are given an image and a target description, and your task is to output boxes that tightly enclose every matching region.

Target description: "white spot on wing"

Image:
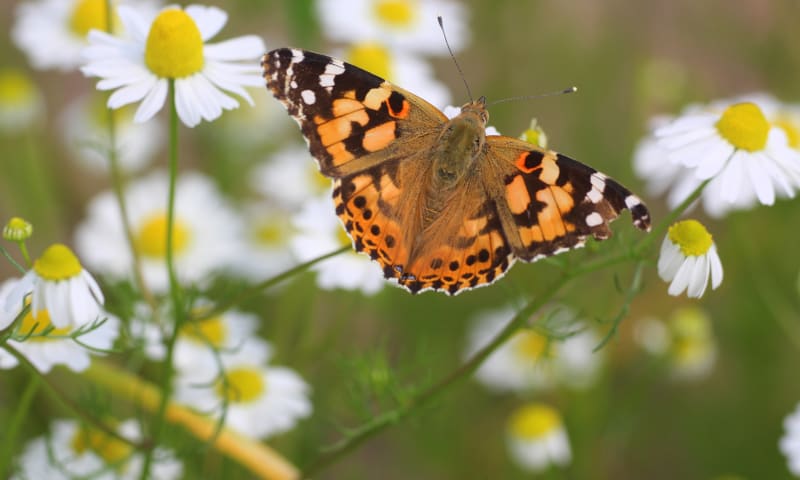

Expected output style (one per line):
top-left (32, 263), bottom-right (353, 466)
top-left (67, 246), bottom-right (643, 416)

top-left (585, 212), bottom-right (603, 227)
top-left (625, 195), bottom-right (642, 208)
top-left (587, 189), bottom-right (603, 204)
top-left (319, 74), bottom-right (336, 88)
top-left (290, 80), bottom-right (298, 89)
top-left (301, 89), bottom-right (316, 105)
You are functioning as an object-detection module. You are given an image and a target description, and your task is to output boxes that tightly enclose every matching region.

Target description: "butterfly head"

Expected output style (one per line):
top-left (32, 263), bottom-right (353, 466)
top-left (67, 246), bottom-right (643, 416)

top-left (459, 96), bottom-right (489, 126)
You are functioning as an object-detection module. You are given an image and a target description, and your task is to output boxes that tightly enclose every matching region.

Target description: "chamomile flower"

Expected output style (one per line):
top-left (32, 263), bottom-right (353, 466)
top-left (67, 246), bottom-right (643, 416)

top-left (655, 100), bottom-right (800, 212)
top-left (780, 402), bottom-right (800, 477)
top-left (60, 93), bottom-right (163, 173)
top-left (0, 278), bottom-right (117, 373)
top-left (229, 202), bottom-right (297, 282)
top-left (290, 196), bottom-right (386, 295)
top-left (339, 42), bottom-right (451, 108)
top-left (316, 0), bottom-right (468, 56)
top-left (467, 306), bottom-right (603, 393)
top-left (252, 145), bottom-right (330, 209)
top-left (74, 171), bottom-right (245, 293)
top-left (173, 340), bottom-right (312, 439)
top-left (4, 244), bottom-right (104, 329)
top-left (634, 307), bottom-right (717, 380)
top-left (507, 403), bottom-right (572, 473)
top-left (12, 419), bottom-right (182, 480)
top-left (658, 220), bottom-right (723, 298)
top-left (81, 4), bottom-right (266, 127)
top-left (0, 68), bottom-right (43, 133)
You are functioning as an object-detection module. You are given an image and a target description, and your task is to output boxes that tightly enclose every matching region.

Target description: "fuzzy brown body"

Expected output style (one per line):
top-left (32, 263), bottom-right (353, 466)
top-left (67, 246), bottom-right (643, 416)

top-left (262, 48), bottom-right (651, 294)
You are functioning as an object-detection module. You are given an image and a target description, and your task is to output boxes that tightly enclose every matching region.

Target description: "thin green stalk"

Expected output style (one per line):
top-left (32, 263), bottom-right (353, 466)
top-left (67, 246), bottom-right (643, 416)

top-left (140, 80), bottom-right (185, 480)
top-left (301, 275), bottom-right (572, 478)
top-left (193, 246), bottom-right (349, 321)
top-left (0, 376), bottom-right (39, 473)
top-left (0, 245), bottom-right (26, 274)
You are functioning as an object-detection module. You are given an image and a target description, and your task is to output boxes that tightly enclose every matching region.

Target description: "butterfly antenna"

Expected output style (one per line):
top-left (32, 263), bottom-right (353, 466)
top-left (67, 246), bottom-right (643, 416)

top-left (438, 16), bottom-right (473, 102)
top-left (487, 87), bottom-right (578, 107)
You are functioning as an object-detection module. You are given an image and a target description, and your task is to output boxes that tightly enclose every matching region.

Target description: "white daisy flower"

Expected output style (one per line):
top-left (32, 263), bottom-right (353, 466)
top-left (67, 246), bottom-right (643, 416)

top-left (339, 42), bottom-right (451, 109)
top-left (0, 278), bottom-right (117, 373)
top-left (0, 68), bottom-right (43, 133)
top-left (4, 243), bottom-right (104, 329)
top-left (81, 4), bottom-right (266, 127)
top-left (251, 145), bottom-right (331, 209)
top-left (507, 403), bottom-right (571, 473)
top-left (12, 0), bottom-right (139, 71)
top-left (655, 100), bottom-right (800, 213)
top-left (228, 202), bottom-right (298, 282)
top-left (74, 171), bottom-right (245, 293)
top-left (658, 219), bottom-right (723, 298)
top-left (131, 302), bottom-right (271, 372)
top-left (467, 306), bottom-right (603, 393)
top-left (60, 93), bottom-right (163, 173)
top-left (780, 402), bottom-right (800, 477)
top-left (290, 196), bottom-right (386, 295)
top-left (634, 307), bottom-right (717, 380)
top-left (173, 339), bottom-right (312, 439)
top-left (12, 418), bottom-right (182, 480)
top-left (316, 0), bottom-right (468, 56)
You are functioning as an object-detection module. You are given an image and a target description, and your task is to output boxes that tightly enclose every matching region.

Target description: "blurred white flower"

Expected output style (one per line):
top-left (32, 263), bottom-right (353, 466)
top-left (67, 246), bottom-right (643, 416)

top-left (507, 403), bottom-right (571, 473)
top-left (0, 68), bottom-right (43, 133)
top-left (75, 171), bottom-right (245, 293)
top-left (252, 145), bottom-right (330, 209)
top-left (228, 202), bottom-right (298, 282)
top-left (658, 220), bottom-right (723, 298)
top-left (467, 306), bottom-right (603, 393)
top-left (12, 418), bottom-right (182, 480)
top-left (780, 402), bottom-right (800, 477)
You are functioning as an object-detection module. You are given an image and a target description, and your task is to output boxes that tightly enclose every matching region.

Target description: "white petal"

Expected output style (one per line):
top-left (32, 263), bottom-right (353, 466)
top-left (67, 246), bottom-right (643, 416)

top-left (204, 36), bottom-right (266, 61)
top-left (185, 5), bottom-right (227, 41)
top-left (174, 77), bottom-right (207, 127)
top-left (695, 140), bottom-right (735, 179)
top-left (134, 78), bottom-right (168, 123)
top-left (718, 155), bottom-right (746, 202)
top-left (107, 75), bottom-right (157, 108)
top-left (657, 238), bottom-right (683, 281)
top-left (47, 281), bottom-right (71, 328)
top-left (687, 255), bottom-right (709, 298)
top-left (117, 5), bottom-right (150, 44)
top-left (668, 256), bottom-right (696, 296)
top-left (708, 245), bottom-right (723, 289)
top-left (745, 152), bottom-right (775, 205)
top-left (5, 273), bottom-right (34, 314)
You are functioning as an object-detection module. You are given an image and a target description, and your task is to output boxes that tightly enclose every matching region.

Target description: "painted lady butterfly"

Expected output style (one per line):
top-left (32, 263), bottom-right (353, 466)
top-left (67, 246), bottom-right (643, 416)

top-left (262, 48), bottom-right (651, 295)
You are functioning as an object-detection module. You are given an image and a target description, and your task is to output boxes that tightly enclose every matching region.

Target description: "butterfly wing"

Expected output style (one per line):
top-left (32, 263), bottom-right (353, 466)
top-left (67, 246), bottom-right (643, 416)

top-left (483, 136), bottom-right (651, 262)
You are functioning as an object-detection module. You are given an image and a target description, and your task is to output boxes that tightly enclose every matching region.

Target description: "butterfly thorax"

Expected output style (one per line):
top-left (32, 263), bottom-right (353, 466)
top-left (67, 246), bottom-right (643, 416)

top-left (430, 99), bottom-right (489, 191)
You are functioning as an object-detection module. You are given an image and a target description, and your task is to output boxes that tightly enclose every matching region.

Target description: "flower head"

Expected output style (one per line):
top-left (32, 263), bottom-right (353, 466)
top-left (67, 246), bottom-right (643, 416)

top-left (12, 419), bottom-right (182, 479)
top-left (646, 96), bottom-right (800, 216)
top-left (0, 278), bottom-right (117, 373)
top-left (3, 216), bottom-right (33, 242)
top-left (0, 68), bottom-right (43, 133)
top-left (507, 403), bottom-right (571, 472)
top-left (780, 402), bottom-right (800, 477)
top-left (316, 0), bottom-right (468, 56)
top-left (81, 4), bottom-right (266, 127)
top-left (173, 339), bottom-right (312, 439)
top-left (658, 220), bottom-right (723, 298)
top-left (75, 171), bottom-right (244, 293)
top-left (4, 244), bottom-right (104, 329)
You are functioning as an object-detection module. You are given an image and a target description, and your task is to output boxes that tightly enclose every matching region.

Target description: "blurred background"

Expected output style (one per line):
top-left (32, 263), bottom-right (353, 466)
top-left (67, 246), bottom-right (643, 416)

top-left (1, 0), bottom-right (800, 478)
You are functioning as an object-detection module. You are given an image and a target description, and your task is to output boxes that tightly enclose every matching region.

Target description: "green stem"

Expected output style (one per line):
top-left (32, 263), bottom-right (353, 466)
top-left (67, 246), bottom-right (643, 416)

top-left (301, 275), bottom-right (572, 478)
top-left (0, 245), bottom-right (26, 274)
top-left (193, 246), bottom-right (349, 321)
top-left (140, 80), bottom-right (185, 480)
top-left (0, 375), bottom-right (39, 474)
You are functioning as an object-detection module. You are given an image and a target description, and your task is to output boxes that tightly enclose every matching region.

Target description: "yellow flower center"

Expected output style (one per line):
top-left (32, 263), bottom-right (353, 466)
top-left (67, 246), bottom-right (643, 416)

top-left (509, 403), bottom-right (562, 440)
top-left (670, 307), bottom-right (712, 340)
top-left (254, 219), bottom-right (290, 247)
top-left (3, 216), bottom-right (33, 241)
top-left (373, 0), bottom-right (417, 28)
top-left (345, 43), bottom-right (393, 81)
top-left (216, 367), bottom-right (266, 403)
top-left (18, 307), bottom-right (72, 341)
top-left (512, 329), bottom-right (550, 361)
top-left (33, 244), bottom-right (82, 281)
top-left (71, 424), bottom-right (132, 468)
top-left (180, 316), bottom-right (227, 348)
top-left (0, 69), bottom-right (36, 108)
top-left (715, 102), bottom-right (769, 152)
top-left (135, 213), bottom-right (191, 258)
top-left (69, 0), bottom-right (113, 36)
top-left (667, 220), bottom-right (713, 257)
top-left (773, 116), bottom-right (800, 149)
top-left (518, 119), bottom-right (548, 148)
top-left (144, 8), bottom-right (204, 78)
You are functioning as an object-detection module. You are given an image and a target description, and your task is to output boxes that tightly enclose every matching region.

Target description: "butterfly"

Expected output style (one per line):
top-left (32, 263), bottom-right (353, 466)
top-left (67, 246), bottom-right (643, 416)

top-left (261, 48), bottom-right (651, 295)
